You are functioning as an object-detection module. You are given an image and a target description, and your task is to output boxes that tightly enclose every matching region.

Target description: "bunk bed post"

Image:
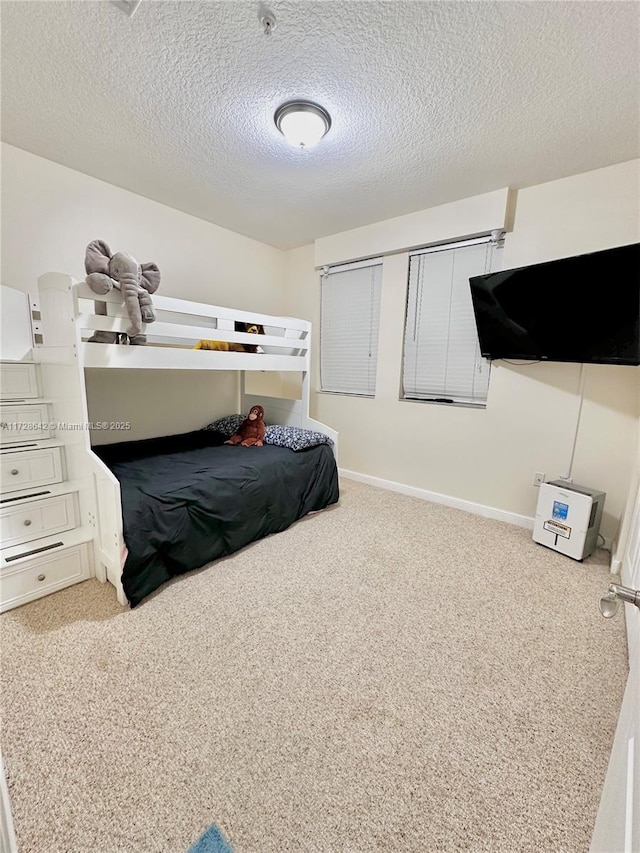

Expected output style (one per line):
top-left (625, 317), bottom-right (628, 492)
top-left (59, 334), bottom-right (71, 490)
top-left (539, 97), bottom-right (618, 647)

top-left (37, 272), bottom-right (80, 349)
top-left (35, 274), bottom-right (129, 607)
top-left (301, 365), bottom-right (311, 421)
top-left (289, 324), bottom-right (311, 420)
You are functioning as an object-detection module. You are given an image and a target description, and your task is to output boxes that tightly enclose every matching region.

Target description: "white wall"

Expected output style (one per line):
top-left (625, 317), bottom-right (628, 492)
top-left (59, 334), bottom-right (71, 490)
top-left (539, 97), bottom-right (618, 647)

top-left (1, 144), bottom-right (285, 309)
top-left (285, 160), bottom-right (640, 542)
top-left (314, 188), bottom-right (510, 266)
top-left (1, 144), bottom-right (286, 440)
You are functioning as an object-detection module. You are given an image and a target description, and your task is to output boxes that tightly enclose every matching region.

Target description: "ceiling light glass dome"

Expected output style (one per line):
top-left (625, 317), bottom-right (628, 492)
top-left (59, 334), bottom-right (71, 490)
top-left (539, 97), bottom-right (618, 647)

top-left (274, 101), bottom-right (331, 149)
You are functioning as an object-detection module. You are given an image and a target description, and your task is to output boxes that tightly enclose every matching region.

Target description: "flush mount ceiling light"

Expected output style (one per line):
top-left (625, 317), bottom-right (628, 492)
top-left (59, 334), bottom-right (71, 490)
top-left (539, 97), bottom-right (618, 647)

top-left (274, 101), bottom-right (331, 149)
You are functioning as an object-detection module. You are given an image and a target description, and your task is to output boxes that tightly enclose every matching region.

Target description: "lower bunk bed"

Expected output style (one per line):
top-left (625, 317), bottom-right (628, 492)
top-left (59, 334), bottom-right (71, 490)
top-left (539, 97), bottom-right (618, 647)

top-left (93, 428), bottom-right (339, 607)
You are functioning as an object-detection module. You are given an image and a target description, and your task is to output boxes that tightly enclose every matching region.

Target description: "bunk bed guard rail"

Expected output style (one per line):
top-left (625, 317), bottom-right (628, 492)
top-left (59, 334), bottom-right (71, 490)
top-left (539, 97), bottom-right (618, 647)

top-left (37, 274), bottom-right (310, 372)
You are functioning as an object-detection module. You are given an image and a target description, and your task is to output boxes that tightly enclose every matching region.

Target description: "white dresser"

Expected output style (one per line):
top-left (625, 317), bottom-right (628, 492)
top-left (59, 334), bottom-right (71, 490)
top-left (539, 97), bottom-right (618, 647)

top-left (1, 360), bottom-right (92, 612)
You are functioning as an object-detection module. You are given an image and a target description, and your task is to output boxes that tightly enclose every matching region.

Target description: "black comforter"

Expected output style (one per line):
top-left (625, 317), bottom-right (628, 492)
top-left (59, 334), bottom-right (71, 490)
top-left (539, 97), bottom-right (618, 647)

top-left (94, 431), bottom-right (339, 606)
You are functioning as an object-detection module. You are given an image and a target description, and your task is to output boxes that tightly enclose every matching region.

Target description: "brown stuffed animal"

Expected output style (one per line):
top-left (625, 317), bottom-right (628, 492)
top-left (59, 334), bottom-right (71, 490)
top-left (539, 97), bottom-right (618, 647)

top-left (195, 322), bottom-right (265, 353)
top-left (224, 405), bottom-right (265, 447)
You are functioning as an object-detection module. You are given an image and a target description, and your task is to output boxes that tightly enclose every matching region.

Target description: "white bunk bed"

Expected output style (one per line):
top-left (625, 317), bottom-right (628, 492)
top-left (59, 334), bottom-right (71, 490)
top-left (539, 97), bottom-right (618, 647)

top-left (28, 272), bottom-right (338, 608)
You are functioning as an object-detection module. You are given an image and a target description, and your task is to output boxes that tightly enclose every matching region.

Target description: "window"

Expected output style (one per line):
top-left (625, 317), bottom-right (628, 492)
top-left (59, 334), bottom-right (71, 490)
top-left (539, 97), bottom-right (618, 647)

top-left (402, 238), bottom-right (503, 406)
top-left (320, 260), bottom-right (383, 396)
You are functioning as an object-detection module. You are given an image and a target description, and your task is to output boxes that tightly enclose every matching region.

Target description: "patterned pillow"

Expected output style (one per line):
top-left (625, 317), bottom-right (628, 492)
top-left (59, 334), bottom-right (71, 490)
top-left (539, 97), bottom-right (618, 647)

top-left (202, 414), bottom-right (244, 438)
top-left (264, 425), bottom-right (333, 452)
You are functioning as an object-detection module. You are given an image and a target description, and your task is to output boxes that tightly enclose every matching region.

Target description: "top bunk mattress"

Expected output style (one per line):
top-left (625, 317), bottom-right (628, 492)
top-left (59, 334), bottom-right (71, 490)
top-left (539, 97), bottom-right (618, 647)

top-left (93, 432), bottom-right (339, 606)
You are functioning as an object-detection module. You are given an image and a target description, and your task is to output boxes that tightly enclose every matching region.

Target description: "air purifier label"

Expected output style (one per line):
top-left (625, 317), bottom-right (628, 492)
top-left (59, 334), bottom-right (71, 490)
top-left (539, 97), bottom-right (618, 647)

top-left (552, 500), bottom-right (569, 520)
top-left (544, 519), bottom-right (571, 538)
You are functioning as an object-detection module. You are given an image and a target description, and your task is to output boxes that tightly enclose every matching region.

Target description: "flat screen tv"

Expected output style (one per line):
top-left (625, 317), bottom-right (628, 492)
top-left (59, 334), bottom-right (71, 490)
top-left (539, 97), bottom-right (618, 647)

top-left (469, 242), bottom-right (640, 365)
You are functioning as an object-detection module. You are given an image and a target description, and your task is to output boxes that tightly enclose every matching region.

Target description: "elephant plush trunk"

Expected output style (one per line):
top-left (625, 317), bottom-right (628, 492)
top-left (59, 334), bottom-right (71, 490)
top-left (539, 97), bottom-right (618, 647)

top-left (119, 271), bottom-right (144, 338)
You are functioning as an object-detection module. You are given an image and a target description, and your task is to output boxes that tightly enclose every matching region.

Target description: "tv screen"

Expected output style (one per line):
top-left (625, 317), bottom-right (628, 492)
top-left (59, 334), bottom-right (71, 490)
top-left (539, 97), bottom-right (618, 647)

top-left (469, 243), bottom-right (640, 365)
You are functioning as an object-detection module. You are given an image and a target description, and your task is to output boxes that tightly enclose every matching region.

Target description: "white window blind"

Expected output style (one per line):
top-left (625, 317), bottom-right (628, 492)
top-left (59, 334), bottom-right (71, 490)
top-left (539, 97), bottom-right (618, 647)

top-left (321, 262), bottom-right (383, 396)
top-left (402, 240), bottom-right (502, 405)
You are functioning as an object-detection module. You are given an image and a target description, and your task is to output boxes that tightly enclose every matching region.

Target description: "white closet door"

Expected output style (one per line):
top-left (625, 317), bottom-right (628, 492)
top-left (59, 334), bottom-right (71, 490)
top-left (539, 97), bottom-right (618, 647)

top-left (591, 481), bottom-right (640, 853)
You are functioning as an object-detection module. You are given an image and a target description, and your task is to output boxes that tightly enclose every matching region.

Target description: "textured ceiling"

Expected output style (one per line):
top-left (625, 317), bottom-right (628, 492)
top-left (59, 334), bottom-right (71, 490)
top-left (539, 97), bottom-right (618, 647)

top-left (1, 1), bottom-right (639, 249)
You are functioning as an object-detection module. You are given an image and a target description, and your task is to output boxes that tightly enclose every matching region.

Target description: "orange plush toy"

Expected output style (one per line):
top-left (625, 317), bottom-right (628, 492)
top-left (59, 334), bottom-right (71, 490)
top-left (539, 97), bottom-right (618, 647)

top-left (195, 322), bottom-right (265, 353)
top-left (224, 405), bottom-right (265, 447)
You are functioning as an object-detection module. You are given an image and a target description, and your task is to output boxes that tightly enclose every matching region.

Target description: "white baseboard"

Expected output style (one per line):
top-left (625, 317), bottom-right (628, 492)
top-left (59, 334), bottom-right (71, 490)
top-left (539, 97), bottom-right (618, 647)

top-left (339, 468), bottom-right (535, 530)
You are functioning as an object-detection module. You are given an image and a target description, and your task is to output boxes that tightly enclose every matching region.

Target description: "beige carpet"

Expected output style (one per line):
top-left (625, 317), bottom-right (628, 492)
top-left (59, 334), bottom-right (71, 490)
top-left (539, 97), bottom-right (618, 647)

top-left (0, 478), bottom-right (628, 853)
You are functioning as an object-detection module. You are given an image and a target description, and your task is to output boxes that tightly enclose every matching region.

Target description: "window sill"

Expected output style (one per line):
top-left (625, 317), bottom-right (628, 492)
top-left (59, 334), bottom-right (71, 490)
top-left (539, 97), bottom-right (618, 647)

top-left (400, 396), bottom-right (487, 410)
top-left (317, 389), bottom-right (375, 399)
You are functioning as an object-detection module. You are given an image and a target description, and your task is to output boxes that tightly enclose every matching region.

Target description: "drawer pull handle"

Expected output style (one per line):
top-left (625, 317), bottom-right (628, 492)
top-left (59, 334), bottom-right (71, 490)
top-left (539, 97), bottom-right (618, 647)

top-left (23, 519), bottom-right (32, 526)
top-left (37, 574), bottom-right (46, 582)
top-left (10, 469), bottom-right (19, 476)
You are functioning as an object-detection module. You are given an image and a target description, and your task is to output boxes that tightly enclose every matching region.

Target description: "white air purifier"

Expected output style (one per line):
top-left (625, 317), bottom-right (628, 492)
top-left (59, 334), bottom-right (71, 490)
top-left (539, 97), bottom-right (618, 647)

top-left (533, 480), bottom-right (606, 561)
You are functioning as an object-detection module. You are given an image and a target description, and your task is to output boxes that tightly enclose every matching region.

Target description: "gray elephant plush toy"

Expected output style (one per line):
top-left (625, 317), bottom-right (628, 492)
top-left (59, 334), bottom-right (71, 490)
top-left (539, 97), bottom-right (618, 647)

top-left (84, 239), bottom-right (161, 345)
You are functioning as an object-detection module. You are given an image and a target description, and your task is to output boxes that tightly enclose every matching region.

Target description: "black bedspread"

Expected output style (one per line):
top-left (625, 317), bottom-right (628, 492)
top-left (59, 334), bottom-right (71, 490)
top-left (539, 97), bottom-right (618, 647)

top-left (94, 432), bottom-right (339, 606)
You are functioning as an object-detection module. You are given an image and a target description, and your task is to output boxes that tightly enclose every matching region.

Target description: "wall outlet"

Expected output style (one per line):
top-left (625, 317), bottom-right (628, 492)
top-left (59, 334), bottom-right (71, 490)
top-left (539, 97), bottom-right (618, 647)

top-left (533, 472), bottom-right (545, 487)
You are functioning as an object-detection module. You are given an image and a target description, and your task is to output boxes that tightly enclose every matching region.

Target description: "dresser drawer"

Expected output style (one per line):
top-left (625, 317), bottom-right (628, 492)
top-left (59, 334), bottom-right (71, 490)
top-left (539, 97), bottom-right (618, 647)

top-left (0, 492), bottom-right (77, 549)
top-left (0, 446), bottom-right (63, 493)
top-left (0, 403), bottom-right (51, 443)
top-left (0, 363), bottom-right (38, 400)
top-left (0, 543), bottom-right (89, 612)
